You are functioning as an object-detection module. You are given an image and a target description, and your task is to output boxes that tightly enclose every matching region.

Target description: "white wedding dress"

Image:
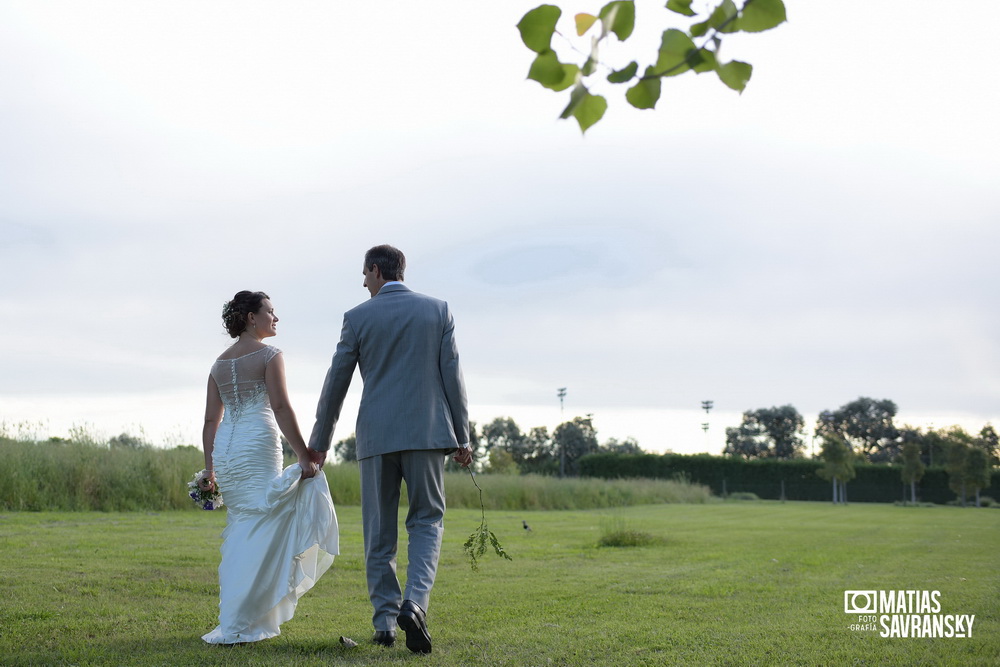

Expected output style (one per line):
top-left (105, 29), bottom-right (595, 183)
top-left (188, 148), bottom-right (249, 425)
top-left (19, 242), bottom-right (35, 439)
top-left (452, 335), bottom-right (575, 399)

top-left (202, 345), bottom-right (339, 645)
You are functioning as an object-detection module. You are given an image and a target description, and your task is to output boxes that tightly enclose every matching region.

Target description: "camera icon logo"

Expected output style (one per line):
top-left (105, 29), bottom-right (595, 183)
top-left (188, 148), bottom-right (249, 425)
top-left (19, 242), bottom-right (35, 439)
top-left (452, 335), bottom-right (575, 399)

top-left (844, 590), bottom-right (877, 614)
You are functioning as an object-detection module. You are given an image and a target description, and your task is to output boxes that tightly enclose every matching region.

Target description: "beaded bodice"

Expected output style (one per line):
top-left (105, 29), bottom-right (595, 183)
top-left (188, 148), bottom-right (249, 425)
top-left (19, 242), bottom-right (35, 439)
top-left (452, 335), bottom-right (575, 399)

top-left (211, 346), bottom-right (281, 423)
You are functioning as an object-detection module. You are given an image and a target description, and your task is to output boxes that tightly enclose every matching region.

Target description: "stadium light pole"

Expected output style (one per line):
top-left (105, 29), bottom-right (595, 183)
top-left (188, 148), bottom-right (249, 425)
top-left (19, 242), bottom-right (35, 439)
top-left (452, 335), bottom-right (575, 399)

top-left (701, 400), bottom-right (714, 450)
top-left (557, 388), bottom-right (567, 477)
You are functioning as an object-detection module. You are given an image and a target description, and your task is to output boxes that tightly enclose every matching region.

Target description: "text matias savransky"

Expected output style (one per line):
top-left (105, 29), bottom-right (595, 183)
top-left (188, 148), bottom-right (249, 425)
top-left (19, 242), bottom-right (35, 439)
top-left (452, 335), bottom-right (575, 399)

top-left (844, 590), bottom-right (976, 638)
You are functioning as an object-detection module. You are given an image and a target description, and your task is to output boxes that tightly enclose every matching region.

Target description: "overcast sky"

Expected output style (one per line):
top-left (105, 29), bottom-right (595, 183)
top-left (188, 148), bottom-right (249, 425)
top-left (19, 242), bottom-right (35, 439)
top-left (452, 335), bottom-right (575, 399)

top-left (2, 1), bottom-right (998, 455)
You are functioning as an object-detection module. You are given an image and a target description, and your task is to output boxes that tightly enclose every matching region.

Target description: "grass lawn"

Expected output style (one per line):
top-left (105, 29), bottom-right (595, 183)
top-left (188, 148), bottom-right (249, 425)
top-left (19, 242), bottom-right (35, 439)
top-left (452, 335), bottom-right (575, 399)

top-left (0, 502), bottom-right (997, 665)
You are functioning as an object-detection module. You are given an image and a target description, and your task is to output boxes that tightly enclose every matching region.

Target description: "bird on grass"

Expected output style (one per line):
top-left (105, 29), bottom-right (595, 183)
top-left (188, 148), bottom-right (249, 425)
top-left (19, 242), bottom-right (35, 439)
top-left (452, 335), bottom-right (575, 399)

top-left (522, 520), bottom-right (532, 532)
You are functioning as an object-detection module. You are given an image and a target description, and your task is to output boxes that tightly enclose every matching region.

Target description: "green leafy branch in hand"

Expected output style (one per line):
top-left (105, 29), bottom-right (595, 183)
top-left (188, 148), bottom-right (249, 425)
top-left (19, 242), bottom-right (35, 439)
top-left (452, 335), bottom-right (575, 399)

top-left (517, 0), bottom-right (787, 133)
top-left (462, 469), bottom-right (512, 571)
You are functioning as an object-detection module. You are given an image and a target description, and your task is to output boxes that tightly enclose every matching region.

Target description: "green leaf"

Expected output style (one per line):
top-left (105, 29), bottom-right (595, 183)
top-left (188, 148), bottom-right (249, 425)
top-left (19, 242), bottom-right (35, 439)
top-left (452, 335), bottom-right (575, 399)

top-left (666, 0), bottom-right (696, 17)
top-left (655, 29), bottom-right (696, 76)
top-left (575, 12), bottom-right (598, 36)
top-left (685, 48), bottom-right (706, 70)
top-left (738, 0), bottom-right (787, 33)
top-left (527, 49), bottom-right (565, 87)
top-left (560, 84), bottom-right (607, 133)
top-left (517, 5), bottom-right (562, 53)
top-left (690, 19), bottom-right (709, 38)
top-left (716, 59), bottom-right (752, 92)
top-left (691, 49), bottom-right (718, 73)
top-left (709, 0), bottom-right (740, 34)
top-left (607, 61), bottom-right (638, 83)
top-left (489, 530), bottom-right (513, 561)
top-left (573, 93), bottom-right (607, 133)
top-left (625, 70), bottom-right (661, 109)
top-left (560, 84), bottom-right (589, 119)
top-left (550, 63), bottom-right (580, 92)
top-left (598, 1), bottom-right (635, 41)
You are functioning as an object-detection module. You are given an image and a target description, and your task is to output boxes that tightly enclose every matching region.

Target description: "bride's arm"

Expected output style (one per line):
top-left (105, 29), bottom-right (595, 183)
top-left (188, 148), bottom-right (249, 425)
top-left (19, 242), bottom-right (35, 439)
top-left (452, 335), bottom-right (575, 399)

top-left (265, 352), bottom-right (317, 479)
top-left (202, 375), bottom-right (224, 490)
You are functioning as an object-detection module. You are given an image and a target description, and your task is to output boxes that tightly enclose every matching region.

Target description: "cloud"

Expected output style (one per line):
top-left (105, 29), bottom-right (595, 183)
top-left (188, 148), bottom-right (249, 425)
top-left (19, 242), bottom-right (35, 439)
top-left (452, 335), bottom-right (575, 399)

top-left (1, 1), bottom-right (998, 449)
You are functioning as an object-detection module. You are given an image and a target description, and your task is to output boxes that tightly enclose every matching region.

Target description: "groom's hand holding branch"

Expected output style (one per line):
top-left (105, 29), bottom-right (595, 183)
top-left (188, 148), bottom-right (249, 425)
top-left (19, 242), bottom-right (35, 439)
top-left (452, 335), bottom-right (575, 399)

top-left (453, 445), bottom-right (473, 468)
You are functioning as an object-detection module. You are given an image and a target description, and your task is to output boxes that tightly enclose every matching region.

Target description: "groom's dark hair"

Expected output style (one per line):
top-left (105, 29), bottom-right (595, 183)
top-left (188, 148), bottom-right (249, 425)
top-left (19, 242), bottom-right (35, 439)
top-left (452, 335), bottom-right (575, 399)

top-left (365, 245), bottom-right (406, 281)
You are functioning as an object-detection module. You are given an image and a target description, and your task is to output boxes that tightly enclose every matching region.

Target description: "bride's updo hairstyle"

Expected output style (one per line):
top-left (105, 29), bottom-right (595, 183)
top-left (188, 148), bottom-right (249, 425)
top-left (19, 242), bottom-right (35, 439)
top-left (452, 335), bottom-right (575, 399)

top-left (222, 291), bottom-right (270, 338)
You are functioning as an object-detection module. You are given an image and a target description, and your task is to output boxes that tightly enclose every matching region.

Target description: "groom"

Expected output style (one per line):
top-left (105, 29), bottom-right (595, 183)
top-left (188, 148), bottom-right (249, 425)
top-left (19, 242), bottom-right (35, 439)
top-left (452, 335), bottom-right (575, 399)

top-left (307, 244), bottom-right (472, 654)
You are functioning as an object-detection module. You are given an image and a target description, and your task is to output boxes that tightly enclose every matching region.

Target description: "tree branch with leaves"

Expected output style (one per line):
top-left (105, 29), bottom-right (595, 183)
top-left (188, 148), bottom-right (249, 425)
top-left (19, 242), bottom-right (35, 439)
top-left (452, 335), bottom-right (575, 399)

top-left (518, 0), bottom-right (787, 132)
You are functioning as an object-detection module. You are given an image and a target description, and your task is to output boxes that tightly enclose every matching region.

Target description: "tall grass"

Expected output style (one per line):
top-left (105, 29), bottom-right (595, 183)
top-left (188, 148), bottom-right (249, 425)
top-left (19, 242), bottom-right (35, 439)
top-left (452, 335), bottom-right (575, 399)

top-left (0, 438), bottom-right (710, 511)
top-left (0, 437), bottom-right (202, 511)
top-left (0, 438), bottom-right (365, 511)
top-left (597, 511), bottom-right (661, 547)
top-left (444, 471), bottom-right (711, 509)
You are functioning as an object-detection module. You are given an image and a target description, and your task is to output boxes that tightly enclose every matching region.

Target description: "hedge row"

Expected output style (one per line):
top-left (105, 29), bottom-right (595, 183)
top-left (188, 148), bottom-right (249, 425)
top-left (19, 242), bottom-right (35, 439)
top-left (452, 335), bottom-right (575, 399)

top-left (578, 453), bottom-right (1000, 504)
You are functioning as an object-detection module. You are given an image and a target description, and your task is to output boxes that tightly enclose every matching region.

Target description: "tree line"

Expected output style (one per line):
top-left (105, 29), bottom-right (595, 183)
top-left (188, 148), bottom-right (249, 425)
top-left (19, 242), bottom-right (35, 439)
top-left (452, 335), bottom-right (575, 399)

top-left (578, 453), bottom-right (1000, 506)
top-left (330, 415), bottom-right (643, 478)
top-left (723, 397), bottom-right (997, 507)
top-left (324, 395), bottom-right (996, 507)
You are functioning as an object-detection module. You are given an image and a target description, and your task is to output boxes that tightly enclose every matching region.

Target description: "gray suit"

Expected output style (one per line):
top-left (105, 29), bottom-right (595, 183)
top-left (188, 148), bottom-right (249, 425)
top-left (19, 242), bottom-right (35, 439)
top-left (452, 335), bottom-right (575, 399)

top-left (308, 283), bottom-right (469, 630)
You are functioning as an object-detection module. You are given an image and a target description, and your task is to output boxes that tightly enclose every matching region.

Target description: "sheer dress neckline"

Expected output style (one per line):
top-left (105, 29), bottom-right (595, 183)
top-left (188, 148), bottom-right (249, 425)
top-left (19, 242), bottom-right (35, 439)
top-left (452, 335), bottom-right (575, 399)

top-left (215, 345), bottom-right (274, 364)
top-left (211, 346), bottom-right (280, 426)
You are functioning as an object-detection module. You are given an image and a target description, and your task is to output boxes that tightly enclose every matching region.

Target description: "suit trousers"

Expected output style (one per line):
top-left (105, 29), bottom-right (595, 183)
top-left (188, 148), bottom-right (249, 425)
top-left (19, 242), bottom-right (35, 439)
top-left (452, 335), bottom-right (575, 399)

top-left (359, 449), bottom-right (447, 630)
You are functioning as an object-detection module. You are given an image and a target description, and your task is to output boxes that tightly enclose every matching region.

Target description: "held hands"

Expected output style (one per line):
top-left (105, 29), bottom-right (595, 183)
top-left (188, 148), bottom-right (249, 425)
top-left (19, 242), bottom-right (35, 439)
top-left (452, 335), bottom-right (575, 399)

top-left (307, 447), bottom-right (327, 469)
top-left (297, 455), bottom-right (319, 480)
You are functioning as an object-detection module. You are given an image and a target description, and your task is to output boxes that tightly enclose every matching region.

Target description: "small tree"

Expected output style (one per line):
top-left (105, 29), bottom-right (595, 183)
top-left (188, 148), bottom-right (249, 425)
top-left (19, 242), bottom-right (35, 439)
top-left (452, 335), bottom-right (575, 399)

top-left (946, 440), bottom-right (970, 507)
top-left (919, 428), bottom-right (949, 467)
top-left (725, 405), bottom-right (804, 459)
top-left (108, 432), bottom-right (148, 449)
top-left (334, 433), bottom-right (357, 463)
top-left (521, 426), bottom-right (558, 475)
top-left (977, 424), bottom-right (999, 467)
top-left (724, 419), bottom-right (769, 459)
top-left (965, 447), bottom-right (991, 508)
top-left (601, 436), bottom-right (644, 455)
top-left (899, 435), bottom-right (925, 505)
top-left (816, 397), bottom-right (899, 462)
top-left (481, 417), bottom-right (524, 453)
top-left (484, 448), bottom-right (519, 475)
top-left (553, 416), bottom-right (599, 477)
top-left (481, 417), bottom-right (534, 466)
top-left (817, 435), bottom-right (855, 504)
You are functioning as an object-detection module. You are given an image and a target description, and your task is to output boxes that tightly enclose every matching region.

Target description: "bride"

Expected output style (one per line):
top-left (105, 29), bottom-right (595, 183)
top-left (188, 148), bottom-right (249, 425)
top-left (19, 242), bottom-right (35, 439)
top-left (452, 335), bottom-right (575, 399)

top-left (199, 290), bottom-right (338, 644)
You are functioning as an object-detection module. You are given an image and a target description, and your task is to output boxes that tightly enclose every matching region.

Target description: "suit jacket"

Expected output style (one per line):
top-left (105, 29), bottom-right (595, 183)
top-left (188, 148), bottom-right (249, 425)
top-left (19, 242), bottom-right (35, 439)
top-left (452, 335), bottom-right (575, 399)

top-left (308, 283), bottom-right (469, 460)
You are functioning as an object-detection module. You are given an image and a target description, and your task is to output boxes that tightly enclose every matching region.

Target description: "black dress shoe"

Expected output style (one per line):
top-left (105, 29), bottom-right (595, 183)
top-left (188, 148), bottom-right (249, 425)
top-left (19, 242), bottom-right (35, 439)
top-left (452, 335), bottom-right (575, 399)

top-left (372, 630), bottom-right (396, 647)
top-left (396, 600), bottom-right (432, 654)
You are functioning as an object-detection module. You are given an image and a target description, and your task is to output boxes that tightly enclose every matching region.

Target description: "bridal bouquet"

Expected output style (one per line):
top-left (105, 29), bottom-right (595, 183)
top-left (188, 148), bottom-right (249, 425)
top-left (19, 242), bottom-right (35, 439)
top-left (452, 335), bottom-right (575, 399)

top-left (187, 470), bottom-right (224, 510)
